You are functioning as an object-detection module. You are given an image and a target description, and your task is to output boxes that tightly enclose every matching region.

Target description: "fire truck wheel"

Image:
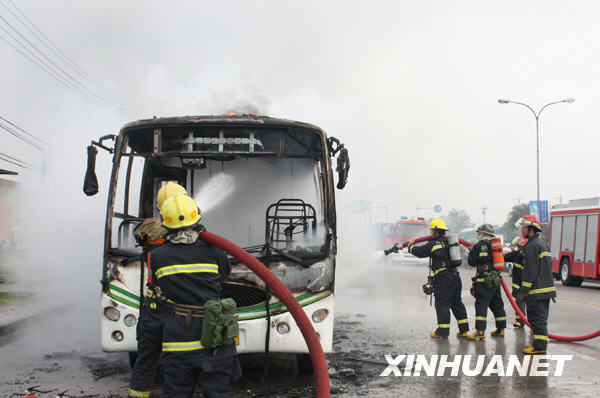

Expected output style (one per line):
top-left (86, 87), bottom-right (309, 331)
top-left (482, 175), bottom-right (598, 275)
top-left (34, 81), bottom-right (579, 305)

top-left (560, 258), bottom-right (583, 287)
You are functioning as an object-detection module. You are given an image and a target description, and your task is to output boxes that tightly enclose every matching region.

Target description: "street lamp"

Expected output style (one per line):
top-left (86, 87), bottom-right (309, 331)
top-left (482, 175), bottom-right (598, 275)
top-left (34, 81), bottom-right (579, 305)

top-left (498, 98), bottom-right (574, 218)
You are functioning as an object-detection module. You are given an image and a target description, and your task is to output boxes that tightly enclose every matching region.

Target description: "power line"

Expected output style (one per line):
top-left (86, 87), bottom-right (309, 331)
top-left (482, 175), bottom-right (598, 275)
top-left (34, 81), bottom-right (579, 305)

top-left (4, 0), bottom-right (115, 99)
top-left (0, 15), bottom-right (100, 105)
top-left (0, 115), bottom-right (47, 145)
top-left (0, 151), bottom-right (39, 169)
top-left (0, 120), bottom-right (45, 151)
top-left (0, 28), bottom-right (103, 106)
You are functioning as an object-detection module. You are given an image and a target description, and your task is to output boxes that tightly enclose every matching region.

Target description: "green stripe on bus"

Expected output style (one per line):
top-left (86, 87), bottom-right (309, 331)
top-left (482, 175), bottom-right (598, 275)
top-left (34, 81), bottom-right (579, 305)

top-left (107, 292), bottom-right (140, 309)
top-left (236, 292), bottom-right (332, 320)
top-left (109, 284), bottom-right (140, 302)
top-left (235, 292), bottom-right (319, 314)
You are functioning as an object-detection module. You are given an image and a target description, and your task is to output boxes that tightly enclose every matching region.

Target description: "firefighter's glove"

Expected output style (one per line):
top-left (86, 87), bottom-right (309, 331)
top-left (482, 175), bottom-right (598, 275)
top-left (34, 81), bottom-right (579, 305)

top-left (134, 218), bottom-right (166, 243)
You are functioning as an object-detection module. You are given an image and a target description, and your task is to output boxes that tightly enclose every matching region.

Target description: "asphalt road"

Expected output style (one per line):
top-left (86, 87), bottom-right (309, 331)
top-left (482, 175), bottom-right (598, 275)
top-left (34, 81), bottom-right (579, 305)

top-left (1, 253), bottom-right (599, 397)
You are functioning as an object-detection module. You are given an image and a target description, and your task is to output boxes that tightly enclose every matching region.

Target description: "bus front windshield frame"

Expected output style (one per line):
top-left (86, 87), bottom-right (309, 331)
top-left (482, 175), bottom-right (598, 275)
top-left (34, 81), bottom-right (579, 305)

top-left (107, 127), bottom-right (332, 259)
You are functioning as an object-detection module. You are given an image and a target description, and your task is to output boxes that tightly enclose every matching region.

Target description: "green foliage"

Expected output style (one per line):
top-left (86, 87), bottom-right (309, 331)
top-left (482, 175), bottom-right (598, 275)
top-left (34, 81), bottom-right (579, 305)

top-left (445, 208), bottom-right (473, 232)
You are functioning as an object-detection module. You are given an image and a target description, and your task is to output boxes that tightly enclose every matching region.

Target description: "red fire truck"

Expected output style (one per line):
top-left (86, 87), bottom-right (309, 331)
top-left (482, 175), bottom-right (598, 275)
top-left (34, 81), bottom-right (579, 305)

top-left (373, 217), bottom-right (428, 251)
top-left (549, 197), bottom-right (600, 286)
top-left (373, 222), bottom-right (395, 250)
top-left (394, 217), bottom-right (428, 243)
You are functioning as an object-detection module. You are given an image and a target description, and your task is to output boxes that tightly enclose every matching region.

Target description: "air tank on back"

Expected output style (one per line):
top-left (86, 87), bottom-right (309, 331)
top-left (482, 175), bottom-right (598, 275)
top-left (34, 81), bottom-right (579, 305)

top-left (448, 233), bottom-right (461, 265)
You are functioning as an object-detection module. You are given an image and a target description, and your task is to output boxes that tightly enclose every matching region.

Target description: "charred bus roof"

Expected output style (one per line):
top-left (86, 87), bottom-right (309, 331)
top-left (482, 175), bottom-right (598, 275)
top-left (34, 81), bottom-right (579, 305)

top-left (120, 115), bottom-right (329, 158)
top-left (121, 114), bottom-right (325, 133)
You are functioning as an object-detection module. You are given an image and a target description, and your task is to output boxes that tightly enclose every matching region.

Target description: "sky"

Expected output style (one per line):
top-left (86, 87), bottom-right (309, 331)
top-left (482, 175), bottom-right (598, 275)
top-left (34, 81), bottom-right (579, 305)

top-left (1, 0), bottom-right (599, 228)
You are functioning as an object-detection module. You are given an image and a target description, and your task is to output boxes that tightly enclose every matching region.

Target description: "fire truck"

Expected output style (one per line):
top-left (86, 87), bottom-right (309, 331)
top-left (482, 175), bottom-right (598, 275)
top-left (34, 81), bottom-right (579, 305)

top-left (549, 197), bottom-right (600, 286)
top-left (373, 222), bottom-right (395, 250)
top-left (394, 217), bottom-right (428, 243)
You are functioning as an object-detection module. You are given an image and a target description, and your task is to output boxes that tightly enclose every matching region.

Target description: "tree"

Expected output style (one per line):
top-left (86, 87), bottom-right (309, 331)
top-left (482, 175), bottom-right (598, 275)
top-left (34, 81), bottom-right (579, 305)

top-left (445, 208), bottom-right (473, 232)
top-left (501, 203), bottom-right (530, 242)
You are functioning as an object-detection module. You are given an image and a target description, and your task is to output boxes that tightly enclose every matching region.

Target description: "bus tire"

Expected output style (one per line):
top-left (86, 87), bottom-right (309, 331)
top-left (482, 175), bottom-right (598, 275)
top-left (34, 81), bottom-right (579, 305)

top-left (560, 258), bottom-right (583, 287)
top-left (296, 353), bottom-right (314, 374)
top-left (128, 352), bottom-right (137, 369)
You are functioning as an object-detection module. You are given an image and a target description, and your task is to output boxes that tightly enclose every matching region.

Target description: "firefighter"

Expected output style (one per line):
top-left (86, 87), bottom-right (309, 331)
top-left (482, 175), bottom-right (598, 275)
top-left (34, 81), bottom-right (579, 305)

top-left (152, 194), bottom-right (241, 397)
top-left (407, 219), bottom-right (470, 339)
top-left (128, 182), bottom-right (187, 398)
top-left (467, 224), bottom-right (506, 340)
top-left (518, 214), bottom-right (556, 355)
top-left (505, 236), bottom-right (528, 328)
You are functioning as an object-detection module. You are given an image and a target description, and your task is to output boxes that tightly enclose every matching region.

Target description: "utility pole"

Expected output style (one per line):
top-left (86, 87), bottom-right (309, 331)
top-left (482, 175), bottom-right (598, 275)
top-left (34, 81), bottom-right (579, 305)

top-left (510, 196), bottom-right (523, 205)
top-left (555, 194), bottom-right (563, 205)
top-left (482, 206), bottom-right (488, 223)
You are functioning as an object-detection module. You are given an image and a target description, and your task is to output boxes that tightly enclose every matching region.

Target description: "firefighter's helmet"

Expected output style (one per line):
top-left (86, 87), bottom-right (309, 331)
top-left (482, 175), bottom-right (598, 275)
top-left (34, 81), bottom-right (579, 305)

top-left (157, 182), bottom-right (188, 210)
top-left (160, 194), bottom-right (201, 230)
top-left (516, 215), bottom-right (542, 232)
top-left (430, 219), bottom-right (448, 231)
top-left (476, 223), bottom-right (495, 236)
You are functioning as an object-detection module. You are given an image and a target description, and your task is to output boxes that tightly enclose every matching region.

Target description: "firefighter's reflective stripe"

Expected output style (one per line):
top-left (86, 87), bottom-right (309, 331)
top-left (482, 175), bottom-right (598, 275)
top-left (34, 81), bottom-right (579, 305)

top-left (479, 252), bottom-right (489, 257)
top-left (512, 283), bottom-right (520, 289)
top-left (409, 245), bottom-right (414, 253)
top-left (155, 263), bottom-right (219, 279)
top-left (475, 278), bottom-right (485, 282)
top-left (457, 319), bottom-right (468, 324)
top-left (522, 281), bottom-right (533, 288)
top-left (128, 389), bottom-right (151, 398)
top-left (529, 286), bottom-right (557, 295)
top-left (513, 263), bottom-right (523, 270)
top-left (495, 316), bottom-right (506, 321)
top-left (433, 267), bottom-right (447, 276)
top-left (162, 341), bottom-right (205, 352)
top-left (539, 252), bottom-right (552, 258)
top-left (431, 244), bottom-right (443, 253)
top-left (476, 316), bottom-right (487, 321)
top-left (534, 335), bottom-right (549, 341)
top-left (438, 324), bottom-right (450, 328)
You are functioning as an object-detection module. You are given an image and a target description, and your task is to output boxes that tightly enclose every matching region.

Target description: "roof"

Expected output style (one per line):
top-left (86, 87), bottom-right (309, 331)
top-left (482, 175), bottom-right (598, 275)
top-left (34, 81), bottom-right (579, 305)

top-left (0, 169), bottom-right (17, 175)
top-left (551, 197), bottom-right (600, 214)
top-left (120, 115), bottom-right (326, 136)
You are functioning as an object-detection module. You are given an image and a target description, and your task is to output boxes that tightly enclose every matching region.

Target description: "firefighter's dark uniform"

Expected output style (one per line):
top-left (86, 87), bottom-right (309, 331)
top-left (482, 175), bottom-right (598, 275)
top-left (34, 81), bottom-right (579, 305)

top-left (409, 237), bottom-right (469, 337)
top-left (505, 250), bottom-right (526, 324)
top-left (521, 233), bottom-right (556, 352)
top-left (151, 237), bottom-right (241, 398)
top-left (129, 233), bottom-right (168, 398)
top-left (468, 241), bottom-right (507, 331)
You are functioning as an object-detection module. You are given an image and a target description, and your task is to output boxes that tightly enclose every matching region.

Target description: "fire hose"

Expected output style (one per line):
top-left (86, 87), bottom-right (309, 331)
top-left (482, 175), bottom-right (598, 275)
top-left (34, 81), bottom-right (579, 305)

top-left (385, 236), bottom-right (600, 342)
top-left (200, 232), bottom-right (330, 398)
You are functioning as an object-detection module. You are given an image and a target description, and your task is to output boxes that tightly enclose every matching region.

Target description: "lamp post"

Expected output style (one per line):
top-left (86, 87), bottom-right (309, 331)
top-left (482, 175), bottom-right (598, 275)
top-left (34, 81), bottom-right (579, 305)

top-left (498, 98), bottom-right (574, 217)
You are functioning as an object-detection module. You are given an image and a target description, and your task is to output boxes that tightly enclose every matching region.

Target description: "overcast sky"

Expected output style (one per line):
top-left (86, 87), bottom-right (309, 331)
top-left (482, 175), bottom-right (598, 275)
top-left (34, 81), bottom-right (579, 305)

top-left (1, 0), bottom-right (598, 226)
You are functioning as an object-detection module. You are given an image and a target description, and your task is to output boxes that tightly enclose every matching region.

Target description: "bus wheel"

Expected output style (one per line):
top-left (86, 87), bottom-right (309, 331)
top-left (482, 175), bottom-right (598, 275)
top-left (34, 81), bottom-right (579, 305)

top-left (560, 259), bottom-right (583, 287)
top-left (129, 352), bottom-right (138, 369)
top-left (296, 353), bottom-right (314, 374)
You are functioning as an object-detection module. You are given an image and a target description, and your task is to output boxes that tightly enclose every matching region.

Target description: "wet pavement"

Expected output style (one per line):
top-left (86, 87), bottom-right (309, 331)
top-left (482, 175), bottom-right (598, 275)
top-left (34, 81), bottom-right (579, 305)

top-left (1, 254), bottom-right (600, 397)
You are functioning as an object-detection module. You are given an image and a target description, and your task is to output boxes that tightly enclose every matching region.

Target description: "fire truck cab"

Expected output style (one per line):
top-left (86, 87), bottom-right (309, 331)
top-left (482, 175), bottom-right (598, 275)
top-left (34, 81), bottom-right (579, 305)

top-left (549, 197), bottom-right (600, 287)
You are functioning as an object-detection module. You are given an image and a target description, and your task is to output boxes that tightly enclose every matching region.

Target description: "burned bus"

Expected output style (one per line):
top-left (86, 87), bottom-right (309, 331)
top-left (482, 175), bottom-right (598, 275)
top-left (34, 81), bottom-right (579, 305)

top-left (84, 115), bottom-right (349, 366)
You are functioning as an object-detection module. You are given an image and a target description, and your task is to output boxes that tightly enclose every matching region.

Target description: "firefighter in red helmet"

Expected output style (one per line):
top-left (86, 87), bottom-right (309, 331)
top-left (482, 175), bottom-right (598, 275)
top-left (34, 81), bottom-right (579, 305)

top-left (518, 215), bottom-right (556, 354)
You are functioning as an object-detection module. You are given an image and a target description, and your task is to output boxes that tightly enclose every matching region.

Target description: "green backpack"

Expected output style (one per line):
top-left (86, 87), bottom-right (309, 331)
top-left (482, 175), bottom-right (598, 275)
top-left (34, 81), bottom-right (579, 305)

top-left (201, 298), bottom-right (239, 349)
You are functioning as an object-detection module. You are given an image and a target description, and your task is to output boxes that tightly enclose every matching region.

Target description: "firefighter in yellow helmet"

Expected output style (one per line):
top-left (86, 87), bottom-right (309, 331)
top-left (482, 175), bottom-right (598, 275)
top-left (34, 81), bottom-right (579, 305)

top-left (152, 194), bottom-right (240, 397)
top-left (407, 219), bottom-right (470, 339)
top-left (128, 182), bottom-right (188, 398)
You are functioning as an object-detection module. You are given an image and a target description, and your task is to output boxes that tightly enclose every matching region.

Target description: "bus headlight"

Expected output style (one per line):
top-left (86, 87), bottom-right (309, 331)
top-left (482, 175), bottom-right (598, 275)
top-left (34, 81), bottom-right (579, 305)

top-left (276, 322), bottom-right (291, 334)
top-left (312, 309), bottom-right (329, 323)
top-left (123, 314), bottom-right (137, 327)
top-left (104, 307), bottom-right (120, 322)
top-left (112, 331), bottom-right (124, 341)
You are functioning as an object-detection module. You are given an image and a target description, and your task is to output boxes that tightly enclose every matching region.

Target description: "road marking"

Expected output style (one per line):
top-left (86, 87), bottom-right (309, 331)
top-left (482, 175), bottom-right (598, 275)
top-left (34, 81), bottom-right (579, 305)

top-left (558, 296), bottom-right (600, 308)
